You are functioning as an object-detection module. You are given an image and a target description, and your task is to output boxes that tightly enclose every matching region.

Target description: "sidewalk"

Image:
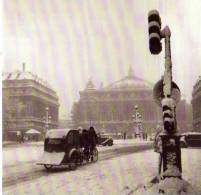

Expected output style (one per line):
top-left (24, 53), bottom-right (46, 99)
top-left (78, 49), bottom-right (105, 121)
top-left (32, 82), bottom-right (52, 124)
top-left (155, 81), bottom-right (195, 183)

top-left (3, 141), bottom-right (44, 147)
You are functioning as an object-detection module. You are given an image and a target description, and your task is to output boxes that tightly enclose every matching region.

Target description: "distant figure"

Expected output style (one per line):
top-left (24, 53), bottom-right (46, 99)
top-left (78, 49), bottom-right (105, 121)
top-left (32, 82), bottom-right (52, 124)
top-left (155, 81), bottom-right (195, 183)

top-left (143, 132), bottom-right (148, 140)
top-left (17, 131), bottom-right (21, 143)
top-left (123, 132), bottom-right (126, 140)
top-left (88, 126), bottom-right (98, 155)
top-left (154, 128), bottom-right (163, 179)
top-left (21, 132), bottom-right (24, 143)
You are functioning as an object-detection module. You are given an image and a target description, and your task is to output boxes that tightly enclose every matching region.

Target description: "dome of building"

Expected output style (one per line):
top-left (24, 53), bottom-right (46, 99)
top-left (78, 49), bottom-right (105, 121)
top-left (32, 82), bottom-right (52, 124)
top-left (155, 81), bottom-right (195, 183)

top-left (85, 78), bottom-right (95, 91)
top-left (105, 67), bottom-right (153, 90)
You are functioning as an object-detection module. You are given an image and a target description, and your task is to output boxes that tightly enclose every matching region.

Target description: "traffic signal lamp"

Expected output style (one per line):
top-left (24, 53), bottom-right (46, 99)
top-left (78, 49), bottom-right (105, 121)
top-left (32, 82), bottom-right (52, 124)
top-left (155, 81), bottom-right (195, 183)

top-left (148, 10), bottom-right (162, 54)
top-left (161, 98), bottom-right (176, 134)
top-left (153, 78), bottom-right (181, 107)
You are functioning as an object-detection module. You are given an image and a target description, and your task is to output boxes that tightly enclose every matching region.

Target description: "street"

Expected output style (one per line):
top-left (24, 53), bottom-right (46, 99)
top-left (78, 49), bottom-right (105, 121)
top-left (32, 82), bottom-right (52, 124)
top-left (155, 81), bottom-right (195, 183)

top-left (3, 140), bottom-right (152, 188)
top-left (3, 141), bottom-right (201, 195)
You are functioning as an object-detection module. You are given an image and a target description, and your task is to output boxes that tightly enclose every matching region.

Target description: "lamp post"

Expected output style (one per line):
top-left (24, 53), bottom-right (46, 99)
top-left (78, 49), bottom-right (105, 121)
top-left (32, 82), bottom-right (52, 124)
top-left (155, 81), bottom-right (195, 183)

top-left (132, 105), bottom-right (143, 139)
top-left (138, 114), bottom-right (143, 139)
top-left (43, 107), bottom-right (52, 133)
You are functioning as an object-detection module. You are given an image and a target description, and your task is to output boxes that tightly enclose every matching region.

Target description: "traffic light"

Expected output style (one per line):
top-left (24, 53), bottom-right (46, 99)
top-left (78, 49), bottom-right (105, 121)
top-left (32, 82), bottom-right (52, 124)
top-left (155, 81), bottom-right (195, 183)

top-left (153, 78), bottom-right (181, 107)
top-left (161, 98), bottom-right (176, 133)
top-left (148, 10), bottom-right (162, 54)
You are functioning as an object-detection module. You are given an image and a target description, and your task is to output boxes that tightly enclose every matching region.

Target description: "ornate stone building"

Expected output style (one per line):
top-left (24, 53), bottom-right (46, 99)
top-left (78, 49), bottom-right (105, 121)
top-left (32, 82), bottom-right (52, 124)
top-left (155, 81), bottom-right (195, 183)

top-left (72, 68), bottom-right (158, 136)
top-left (72, 67), bottom-right (188, 136)
top-left (191, 76), bottom-right (201, 132)
top-left (2, 65), bottom-right (59, 138)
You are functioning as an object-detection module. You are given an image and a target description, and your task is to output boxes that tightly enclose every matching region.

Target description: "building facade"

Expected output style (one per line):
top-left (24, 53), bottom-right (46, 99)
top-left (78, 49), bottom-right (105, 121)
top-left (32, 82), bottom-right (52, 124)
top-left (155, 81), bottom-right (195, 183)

top-left (72, 67), bottom-right (188, 136)
top-left (2, 66), bottom-right (59, 139)
top-left (191, 76), bottom-right (201, 132)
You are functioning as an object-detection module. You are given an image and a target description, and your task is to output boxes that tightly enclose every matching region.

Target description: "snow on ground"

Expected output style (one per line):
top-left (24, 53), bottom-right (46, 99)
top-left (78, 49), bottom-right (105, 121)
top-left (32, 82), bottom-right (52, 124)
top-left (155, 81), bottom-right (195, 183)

top-left (3, 144), bottom-right (44, 167)
top-left (133, 148), bottom-right (201, 195)
top-left (3, 139), bottom-right (151, 167)
top-left (3, 150), bottom-right (158, 195)
top-left (3, 148), bottom-right (201, 195)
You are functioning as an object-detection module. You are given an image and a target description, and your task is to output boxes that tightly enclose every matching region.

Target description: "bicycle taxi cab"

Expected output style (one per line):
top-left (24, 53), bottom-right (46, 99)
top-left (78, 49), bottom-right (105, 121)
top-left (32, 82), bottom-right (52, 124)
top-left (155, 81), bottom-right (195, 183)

top-left (37, 129), bottom-right (82, 170)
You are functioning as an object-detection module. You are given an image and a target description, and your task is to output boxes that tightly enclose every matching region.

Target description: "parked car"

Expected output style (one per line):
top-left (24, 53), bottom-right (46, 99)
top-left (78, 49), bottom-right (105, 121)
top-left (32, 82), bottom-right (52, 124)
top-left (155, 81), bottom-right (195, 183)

top-left (180, 132), bottom-right (201, 148)
top-left (180, 135), bottom-right (187, 148)
top-left (97, 133), bottom-right (113, 146)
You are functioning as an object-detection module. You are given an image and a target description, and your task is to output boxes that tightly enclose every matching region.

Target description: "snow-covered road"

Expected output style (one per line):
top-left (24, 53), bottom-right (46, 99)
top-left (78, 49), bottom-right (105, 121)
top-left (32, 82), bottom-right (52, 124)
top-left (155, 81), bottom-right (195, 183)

top-left (3, 142), bottom-right (201, 195)
top-left (3, 140), bottom-right (152, 188)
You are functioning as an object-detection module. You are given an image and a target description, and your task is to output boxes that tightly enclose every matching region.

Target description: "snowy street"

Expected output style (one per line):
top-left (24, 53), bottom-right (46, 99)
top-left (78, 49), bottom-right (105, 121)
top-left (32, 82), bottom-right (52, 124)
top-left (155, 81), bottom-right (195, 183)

top-left (3, 140), bottom-right (152, 188)
top-left (3, 141), bottom-right (201, 195)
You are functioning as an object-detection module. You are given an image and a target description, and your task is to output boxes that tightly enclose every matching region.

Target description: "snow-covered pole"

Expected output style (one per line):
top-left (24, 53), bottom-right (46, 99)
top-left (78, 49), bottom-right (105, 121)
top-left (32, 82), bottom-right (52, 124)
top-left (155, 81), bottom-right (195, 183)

top-left (148, 10), bottom-right (186, 194)
top-left (162, 26), bottom-right (172, 98)
top-left (161, 26), bottom-right (177, 134)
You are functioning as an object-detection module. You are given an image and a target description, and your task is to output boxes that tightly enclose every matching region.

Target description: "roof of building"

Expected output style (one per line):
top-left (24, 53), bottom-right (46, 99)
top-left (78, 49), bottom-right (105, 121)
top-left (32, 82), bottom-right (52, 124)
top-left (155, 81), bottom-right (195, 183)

top-left (104, 67), bottom-right (153, 90)
top-left (2, 69), bottom-right (53, 90)
top-left (194, 76), bottom-right (201, 87)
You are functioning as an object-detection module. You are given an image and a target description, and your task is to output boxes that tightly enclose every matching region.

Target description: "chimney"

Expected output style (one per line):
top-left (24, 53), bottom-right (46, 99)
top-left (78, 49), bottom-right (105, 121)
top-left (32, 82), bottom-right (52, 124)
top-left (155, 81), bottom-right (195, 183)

top-left (22, 63), bottom-right (26, 72)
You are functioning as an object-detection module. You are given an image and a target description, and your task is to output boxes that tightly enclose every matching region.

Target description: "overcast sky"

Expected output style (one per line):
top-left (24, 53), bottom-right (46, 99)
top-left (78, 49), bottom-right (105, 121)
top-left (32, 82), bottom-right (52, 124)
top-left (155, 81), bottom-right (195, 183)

top-left (3, 0), bottom-right (201, 118)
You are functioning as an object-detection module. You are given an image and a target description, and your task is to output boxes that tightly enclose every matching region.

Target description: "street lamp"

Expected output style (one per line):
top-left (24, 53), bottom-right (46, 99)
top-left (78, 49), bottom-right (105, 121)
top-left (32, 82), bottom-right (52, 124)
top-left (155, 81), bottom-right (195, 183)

top-left (138, 114), bottom-right (143, 138)
top-left (43, 107), bottom-right (52, 132)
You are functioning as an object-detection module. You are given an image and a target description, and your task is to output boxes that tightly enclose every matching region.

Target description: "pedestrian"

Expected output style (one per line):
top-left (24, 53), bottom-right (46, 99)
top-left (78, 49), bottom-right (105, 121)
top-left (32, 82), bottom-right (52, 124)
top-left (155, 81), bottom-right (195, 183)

top-left (21, 132), bottom-right (24, 143)
top-left (123, 132), bottom-right (126, 140)
top-left (17, 131), bottom-right (21, 143)
top-left (154, 128), bottom-right (163, 180)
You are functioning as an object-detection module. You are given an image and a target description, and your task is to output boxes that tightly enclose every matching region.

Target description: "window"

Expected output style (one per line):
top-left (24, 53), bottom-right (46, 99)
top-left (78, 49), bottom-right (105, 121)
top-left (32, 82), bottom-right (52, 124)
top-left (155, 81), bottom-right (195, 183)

top-left (67, 132), bottom-right (74, 145)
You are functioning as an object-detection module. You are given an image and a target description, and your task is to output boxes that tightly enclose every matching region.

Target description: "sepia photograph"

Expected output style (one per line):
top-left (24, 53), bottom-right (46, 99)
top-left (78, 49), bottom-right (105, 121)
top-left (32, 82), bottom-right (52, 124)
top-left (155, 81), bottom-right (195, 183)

top-left (2, 0), bottom-right (201, 194)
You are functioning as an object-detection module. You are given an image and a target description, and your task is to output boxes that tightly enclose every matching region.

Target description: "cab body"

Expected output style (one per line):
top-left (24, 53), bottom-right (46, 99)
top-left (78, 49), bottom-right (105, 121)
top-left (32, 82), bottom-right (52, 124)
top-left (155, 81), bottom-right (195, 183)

top-left (37, 129), bottom-right (81, 170)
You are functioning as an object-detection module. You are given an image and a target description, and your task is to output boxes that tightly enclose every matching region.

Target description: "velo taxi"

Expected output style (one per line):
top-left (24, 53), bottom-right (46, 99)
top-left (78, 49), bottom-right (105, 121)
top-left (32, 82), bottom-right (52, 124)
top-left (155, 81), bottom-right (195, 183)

top-left (37, 129), bottom-right (98, 170)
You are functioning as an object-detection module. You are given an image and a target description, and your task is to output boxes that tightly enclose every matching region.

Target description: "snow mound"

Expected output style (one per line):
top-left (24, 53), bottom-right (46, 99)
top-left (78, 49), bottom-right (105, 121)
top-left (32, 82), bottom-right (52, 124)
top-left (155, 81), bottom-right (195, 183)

top-left (126, 178), bottom-right (200, 195)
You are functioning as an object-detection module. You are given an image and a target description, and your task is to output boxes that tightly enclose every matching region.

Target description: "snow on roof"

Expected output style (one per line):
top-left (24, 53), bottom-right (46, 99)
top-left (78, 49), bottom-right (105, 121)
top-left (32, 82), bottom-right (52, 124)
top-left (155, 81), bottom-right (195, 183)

top-left (2, 70), bottom-right (53, 90)
top-left (45, 129), bottom-right (75, 138)
top-left (186, 132), bottom-right (201, 135)
top-left (26, 129), bottom-right (41, 134)
top-left (104, 75), bottom-right (153, 90)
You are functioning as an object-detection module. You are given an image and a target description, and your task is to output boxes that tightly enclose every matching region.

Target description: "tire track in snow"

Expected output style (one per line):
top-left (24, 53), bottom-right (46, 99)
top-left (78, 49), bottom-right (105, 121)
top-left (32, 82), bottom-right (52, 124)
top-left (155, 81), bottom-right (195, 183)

top-left (3, 143), bottom-right (152, 187)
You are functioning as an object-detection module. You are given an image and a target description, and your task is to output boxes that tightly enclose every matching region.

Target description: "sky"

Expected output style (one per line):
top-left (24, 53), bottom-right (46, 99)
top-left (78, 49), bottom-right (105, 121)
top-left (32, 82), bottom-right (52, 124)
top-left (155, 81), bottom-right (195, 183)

top-left (3, 0), bottom-right (201, 118)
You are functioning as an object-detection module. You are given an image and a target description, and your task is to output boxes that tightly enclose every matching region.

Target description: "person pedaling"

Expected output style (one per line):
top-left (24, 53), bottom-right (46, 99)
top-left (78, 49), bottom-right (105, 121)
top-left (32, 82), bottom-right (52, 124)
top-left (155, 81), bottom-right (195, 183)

top-left (79, 126), bottom-right (98, 161)
top-left (81, 129), bottom-right (90, 160)
top-left (88, 126), bottom-right (98, 156)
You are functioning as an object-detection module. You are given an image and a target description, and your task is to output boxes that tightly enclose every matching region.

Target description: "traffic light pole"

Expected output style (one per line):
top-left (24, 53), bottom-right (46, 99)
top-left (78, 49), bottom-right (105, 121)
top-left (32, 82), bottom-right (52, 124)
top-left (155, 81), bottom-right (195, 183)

top-left (148, 10), bottom-right (191, 194)
top-left (158, 26), bottom-right (184, 194)
top-left (160, 25), bottom-right (182, 176)
top-left (162, 26), bottom-right (172, 98)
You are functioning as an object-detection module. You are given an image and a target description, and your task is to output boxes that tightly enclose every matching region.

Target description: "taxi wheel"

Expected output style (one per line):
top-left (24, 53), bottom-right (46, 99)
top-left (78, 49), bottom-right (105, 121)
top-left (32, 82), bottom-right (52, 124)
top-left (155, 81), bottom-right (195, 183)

top-left (91, 148), bottom-right (98, 162)
top-left (69, 153), bottom-right (78, 170)
top-left (79, 155), bottom-right (83, 165)
top-left (44, 164), bottom-right (53, 170)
